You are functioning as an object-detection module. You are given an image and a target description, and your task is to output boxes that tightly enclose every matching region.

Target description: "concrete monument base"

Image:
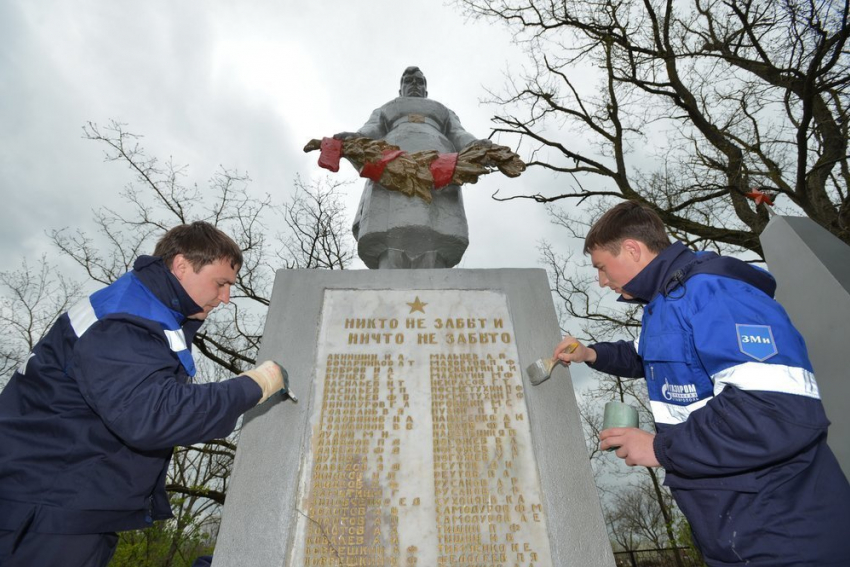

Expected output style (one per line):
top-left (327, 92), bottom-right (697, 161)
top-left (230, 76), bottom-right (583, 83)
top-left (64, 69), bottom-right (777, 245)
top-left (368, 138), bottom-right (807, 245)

top-left (213, 269), bottom-right (614, 566)
top-left (761, 215), bottom-right (850, 475)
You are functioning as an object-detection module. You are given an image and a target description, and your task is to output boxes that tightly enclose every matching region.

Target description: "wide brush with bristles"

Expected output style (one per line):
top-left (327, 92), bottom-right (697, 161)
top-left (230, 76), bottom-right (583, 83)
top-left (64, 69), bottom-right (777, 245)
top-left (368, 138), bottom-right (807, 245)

top-left (525, 343), bottom-right (578, 386)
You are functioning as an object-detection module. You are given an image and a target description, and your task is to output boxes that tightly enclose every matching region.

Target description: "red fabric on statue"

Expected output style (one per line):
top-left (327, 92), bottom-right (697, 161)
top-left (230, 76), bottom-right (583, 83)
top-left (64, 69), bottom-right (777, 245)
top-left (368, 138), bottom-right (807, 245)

top-left (360, 149), bottom-right (405, 181)
top-left (317, 138), bottom-right (343, 172)
top-left (430, 153), bottom-right (458, 189)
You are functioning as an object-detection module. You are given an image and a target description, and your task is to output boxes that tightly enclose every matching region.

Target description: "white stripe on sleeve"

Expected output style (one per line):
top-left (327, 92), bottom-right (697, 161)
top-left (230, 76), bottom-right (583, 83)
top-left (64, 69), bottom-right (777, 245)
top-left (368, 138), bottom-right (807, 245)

top-left (712, 362), bottom-right (820, 399)
top-left (68, 299), bottom-right (97, 338)
top-left (17, 353), bottom-right (35, 375)
top-left (164, 329), bottom-right (188, 353)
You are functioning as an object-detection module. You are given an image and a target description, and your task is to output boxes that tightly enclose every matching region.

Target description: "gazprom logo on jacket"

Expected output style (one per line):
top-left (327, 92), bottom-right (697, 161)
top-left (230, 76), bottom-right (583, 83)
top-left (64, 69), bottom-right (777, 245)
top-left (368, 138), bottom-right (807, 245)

top-left (736, 324), bottom-right (778, 361)
top-left (661, 378), bottom-right (699, 403)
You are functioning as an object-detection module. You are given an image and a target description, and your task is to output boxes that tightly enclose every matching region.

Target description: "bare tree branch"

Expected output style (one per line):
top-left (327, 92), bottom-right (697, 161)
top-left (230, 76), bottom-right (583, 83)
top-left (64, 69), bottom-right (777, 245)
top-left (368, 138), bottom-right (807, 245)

top-left (457, 0), bottom-right (850, 255)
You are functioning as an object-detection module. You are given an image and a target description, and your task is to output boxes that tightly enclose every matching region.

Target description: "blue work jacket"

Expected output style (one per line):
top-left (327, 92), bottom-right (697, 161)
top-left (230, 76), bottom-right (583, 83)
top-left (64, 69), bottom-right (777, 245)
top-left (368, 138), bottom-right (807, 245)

top-left (0, 256), bottom-right (260, 534)
top-left (590, 242), bottom-right (850, 566)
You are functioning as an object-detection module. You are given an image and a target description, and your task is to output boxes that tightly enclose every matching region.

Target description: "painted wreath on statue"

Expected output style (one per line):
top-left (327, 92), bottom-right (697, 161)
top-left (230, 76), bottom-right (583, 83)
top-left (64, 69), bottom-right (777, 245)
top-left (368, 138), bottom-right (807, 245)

top-left (303, 136), bottom-right (526, 203)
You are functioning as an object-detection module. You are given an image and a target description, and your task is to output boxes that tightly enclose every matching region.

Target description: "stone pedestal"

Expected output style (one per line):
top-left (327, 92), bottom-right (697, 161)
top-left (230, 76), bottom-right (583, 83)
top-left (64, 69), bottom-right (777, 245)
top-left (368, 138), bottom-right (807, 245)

top-left (761, 215), bottom-right (850, 475)
top-left (213, 269), bottom-right (614, 566)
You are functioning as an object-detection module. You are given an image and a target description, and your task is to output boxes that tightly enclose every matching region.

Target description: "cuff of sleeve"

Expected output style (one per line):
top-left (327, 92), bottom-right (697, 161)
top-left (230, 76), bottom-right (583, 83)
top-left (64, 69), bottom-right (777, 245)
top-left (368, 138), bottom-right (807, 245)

top-left (236, 375), bottom-right (264, 407)
top-left (586, 344), bottom-right (608, 372)
top-left (653, 429), bottom-right (675, 471)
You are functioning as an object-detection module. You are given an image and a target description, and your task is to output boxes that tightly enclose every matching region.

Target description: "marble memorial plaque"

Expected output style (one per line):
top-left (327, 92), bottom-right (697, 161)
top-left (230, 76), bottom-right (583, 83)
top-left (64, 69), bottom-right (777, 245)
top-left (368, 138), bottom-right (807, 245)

top-left (289, 289), bottom-right (553, 566)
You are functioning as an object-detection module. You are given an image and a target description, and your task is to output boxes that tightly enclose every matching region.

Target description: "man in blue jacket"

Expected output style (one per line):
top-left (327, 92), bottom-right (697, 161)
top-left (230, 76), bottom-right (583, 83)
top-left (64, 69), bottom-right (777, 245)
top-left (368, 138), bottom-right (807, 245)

top-left (0, 222), bottom-right (287, 567)
top-left (555, 201), bottom-right (850, 566)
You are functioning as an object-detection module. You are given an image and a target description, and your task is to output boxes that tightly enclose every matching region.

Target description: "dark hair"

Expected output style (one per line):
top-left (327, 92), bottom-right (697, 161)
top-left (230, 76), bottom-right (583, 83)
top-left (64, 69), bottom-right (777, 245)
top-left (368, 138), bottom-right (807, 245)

top-left (400, 66), bottom-right (426, 88)
top-left (583, 201), bottom-right (670, 254)
top-left (153, 221), bottom-right (243, 271)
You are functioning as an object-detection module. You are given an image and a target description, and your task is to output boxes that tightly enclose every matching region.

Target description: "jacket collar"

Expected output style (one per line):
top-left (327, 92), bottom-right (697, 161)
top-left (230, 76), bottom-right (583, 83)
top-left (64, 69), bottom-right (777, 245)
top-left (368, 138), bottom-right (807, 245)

top-left (619, 242), bottom-right (697, 305)
top-left (618, 241), bottom-right (777, 305)
top-left (132, 255), bottom-right (203, 322)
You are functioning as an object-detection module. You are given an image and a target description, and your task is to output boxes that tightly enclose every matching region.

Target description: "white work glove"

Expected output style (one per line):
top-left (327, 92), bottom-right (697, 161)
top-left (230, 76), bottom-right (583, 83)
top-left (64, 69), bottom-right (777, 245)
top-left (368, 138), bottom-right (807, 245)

top-left (243, 361), bottom-right (284, 405)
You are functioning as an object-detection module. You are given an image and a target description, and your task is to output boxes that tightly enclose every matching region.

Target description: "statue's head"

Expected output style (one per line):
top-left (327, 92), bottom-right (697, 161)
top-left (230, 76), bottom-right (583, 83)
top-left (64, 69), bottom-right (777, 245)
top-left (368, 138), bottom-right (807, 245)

top-left (399, 66), bottom-right (427, 98)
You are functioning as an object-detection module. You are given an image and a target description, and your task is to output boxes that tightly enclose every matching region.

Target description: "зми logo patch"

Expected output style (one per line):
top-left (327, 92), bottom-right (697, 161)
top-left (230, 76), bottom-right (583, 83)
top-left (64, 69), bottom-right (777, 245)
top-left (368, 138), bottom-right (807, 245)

top-left (736, 324), bottom-right (778, 361)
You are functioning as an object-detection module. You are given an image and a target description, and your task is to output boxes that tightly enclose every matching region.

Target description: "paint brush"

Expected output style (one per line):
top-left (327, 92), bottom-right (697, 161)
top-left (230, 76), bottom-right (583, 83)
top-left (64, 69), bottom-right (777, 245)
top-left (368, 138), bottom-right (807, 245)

top-left (526, 342), bottom-right (578, 386)
top-left (274, 362), bottom-right (299, 403)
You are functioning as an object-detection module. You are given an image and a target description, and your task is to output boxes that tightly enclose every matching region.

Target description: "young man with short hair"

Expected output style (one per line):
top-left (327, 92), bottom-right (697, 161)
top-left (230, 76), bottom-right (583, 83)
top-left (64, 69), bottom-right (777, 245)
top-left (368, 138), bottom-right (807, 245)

top-left (0, 221), bottom-right (286, 567)
top-left (555, 201), bottom-right (850, 565)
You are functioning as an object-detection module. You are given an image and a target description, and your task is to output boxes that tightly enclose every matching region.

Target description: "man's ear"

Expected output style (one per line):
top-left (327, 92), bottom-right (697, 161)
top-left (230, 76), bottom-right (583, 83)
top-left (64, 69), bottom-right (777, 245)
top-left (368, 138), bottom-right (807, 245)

top-left (170, 254), bottom-right (190, 280)
top-left (620, 239), bottom-right (643, 262)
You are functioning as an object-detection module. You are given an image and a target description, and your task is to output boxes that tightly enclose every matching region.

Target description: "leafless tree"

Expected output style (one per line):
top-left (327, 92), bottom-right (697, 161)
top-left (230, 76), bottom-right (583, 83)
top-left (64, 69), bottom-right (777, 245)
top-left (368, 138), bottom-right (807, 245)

top-left (457, 0), bottom-right (850, 256)
top-left (0, 256), bottom-right (84, 386)
top-left (607, 479), bottom-right (673, 551)
top-left (278, 175), bottom-right (356, 270)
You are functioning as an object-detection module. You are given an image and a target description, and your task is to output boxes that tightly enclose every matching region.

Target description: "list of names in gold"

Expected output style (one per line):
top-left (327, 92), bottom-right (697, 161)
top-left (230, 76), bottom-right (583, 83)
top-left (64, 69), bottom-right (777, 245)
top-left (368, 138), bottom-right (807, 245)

top-left (289, 290), bottom-right (552, 566)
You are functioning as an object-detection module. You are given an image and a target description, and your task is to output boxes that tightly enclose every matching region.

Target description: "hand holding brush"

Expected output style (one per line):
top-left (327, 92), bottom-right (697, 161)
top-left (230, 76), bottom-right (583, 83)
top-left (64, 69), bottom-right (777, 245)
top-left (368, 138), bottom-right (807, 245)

top-left (526, 333), bottom-right (596, 386)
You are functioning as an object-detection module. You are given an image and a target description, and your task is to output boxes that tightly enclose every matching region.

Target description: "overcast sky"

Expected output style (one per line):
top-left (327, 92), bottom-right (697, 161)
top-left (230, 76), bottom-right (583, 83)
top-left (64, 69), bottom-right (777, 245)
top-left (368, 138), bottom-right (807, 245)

top-left (1, 0), bottom-right (585, 269)
top-left (1, 1), bottom-right (597, 388)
